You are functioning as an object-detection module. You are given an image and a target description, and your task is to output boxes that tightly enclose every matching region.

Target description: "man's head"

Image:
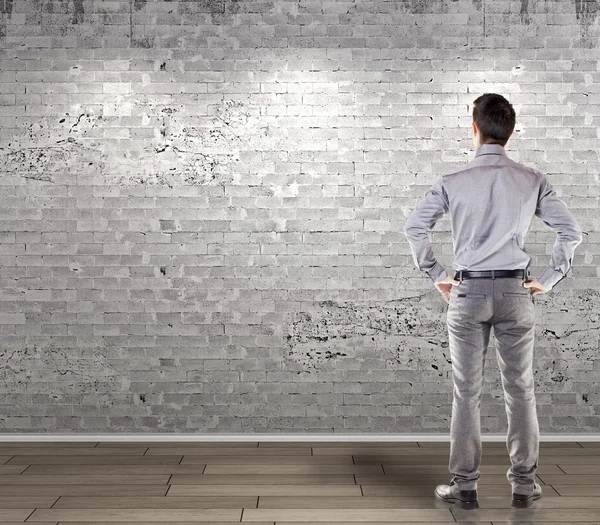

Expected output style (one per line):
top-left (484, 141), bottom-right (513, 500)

top-left (472, 93), bottom-right (516, 149)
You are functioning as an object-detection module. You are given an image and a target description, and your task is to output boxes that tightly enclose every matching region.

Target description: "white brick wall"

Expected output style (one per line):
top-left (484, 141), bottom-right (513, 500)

top-left (0, 0), bottom-right (597, 433)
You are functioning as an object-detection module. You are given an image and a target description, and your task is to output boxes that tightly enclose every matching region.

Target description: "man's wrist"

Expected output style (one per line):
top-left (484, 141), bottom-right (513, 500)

top-left (428, 263), bottom-right (448, 283)
top-left (537, 265), bottom-right (564, 289)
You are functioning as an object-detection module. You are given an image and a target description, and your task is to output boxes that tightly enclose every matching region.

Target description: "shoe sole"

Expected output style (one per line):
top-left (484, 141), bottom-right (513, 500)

top-left (434, 488), bottom-right (479, 510)
top-left (511, 492), bottom-right (542, 508)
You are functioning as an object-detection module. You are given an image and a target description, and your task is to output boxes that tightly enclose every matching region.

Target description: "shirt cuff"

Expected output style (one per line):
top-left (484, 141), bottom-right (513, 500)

top-left (537, 265), bottom-right (565, 289)
top-left (428, 262), bottom-right (448, 284)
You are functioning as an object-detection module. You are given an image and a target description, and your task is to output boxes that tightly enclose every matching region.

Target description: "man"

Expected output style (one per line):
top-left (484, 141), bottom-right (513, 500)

top-left (403, 93), bottom-right (583, 509)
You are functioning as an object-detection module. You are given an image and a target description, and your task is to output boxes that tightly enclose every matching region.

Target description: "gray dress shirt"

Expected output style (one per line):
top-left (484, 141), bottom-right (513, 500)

top-left (403, 143), bottom-right (583, 289)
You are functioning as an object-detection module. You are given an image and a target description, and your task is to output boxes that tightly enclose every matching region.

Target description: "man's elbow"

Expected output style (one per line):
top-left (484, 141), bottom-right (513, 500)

top-left (560, 228), bottom-right (583, 245)
top-left (556, 222), bottom-right (583, 241)
top-left (403, 217), bottom-right (423, 239)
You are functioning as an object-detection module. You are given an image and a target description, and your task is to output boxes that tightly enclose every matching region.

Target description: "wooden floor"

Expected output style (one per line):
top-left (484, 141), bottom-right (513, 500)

top-left (0, 440), bottom-right (599, 524)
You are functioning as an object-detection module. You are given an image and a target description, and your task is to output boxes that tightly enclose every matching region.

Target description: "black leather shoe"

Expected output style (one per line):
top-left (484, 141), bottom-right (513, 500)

top-left (511, 481), bottom-right (543, 508)
top-left (434, 480), bottom-right (479, 510)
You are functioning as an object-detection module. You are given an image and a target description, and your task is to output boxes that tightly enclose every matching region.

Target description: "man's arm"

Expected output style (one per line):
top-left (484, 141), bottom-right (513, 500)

top-left (403, 177), bottom-right (449, 283)
top-left (535, 173), bottom-right (583, 289)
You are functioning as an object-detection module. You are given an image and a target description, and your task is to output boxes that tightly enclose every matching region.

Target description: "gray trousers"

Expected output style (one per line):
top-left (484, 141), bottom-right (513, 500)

top-left (446, 273), bottom-right (539, 496)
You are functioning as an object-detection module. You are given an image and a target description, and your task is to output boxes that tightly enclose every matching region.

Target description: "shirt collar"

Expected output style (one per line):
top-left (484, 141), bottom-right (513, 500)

top-left (475, 143), bottom-right (507, 157)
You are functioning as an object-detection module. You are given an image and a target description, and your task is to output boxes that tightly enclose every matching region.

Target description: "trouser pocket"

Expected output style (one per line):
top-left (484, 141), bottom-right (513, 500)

top-left (503, 291), bottom-right (534, 303)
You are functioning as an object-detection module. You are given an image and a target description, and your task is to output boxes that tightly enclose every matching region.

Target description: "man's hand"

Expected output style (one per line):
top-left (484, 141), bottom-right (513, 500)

top-left (434, 275), bottom-right (462, 304)
top-left (522, 278), bottom-right (551, 296)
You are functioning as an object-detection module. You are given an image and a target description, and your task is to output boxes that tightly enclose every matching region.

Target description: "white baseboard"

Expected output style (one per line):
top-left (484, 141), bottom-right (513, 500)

top-left (0, 433), bottom-right (598, 442)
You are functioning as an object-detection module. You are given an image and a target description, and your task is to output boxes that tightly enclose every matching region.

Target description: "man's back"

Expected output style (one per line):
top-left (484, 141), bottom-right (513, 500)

top-left (404, 143), bottom-right (583, 290)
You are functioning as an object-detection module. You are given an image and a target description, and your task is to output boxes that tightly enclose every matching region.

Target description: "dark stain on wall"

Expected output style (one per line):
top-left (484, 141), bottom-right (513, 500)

top-left (1, 0), bottom-right (13, 16)
top-left (226, 0), bottom-right (242, 14)
top-left (72, 0), bottom-right (84, 24)
top-left (400, 0), bottom-right (438, 14)
top-left (520, 0), bottom-right (531, 24)
top-left (206, 0), bottom-right (225, 13)
top-left (132, 35), bottom-right (155, 48)
top-left (396, 0), bottom-right (461, 15)
top-left (134, 0), bottom-right (146, 11)
top-left (0, 0), bottom-right (13, 41)
top-left (472, 0), bottom-right (482, 10)
top-left (575, 0), bottom-right (600, 32)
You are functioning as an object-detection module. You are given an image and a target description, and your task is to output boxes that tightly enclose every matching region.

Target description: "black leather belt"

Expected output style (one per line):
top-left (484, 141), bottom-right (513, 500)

top-left (453, 269), bottom-right (529, 282)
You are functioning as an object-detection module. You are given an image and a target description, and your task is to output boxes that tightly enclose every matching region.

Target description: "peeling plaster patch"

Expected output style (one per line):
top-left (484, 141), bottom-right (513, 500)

top-left (0, 99), bottom-right (274, 188)
top-left (0, 111), bottom-right (107, 184)
top-left (286, 289), bottom-right (600, 386)
top-left (472, 0), bottom-right (482, 10)
top-left (535, 289), bottom-right (600, 360)
top-left (0, 344), bottom-right (121, 395)
top-left (285, 295), bottom-right (448, 372)
top-left (134, 0), bottom-right (146, 11)
top-left (106, 97), bottom-right (271, 187)
top-left (528, 288), bottom-right (599, 387)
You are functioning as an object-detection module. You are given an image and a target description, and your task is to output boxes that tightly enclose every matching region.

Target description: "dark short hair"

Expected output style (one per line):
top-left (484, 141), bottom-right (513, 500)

top-left (472, 93), bottom-right (516, 147)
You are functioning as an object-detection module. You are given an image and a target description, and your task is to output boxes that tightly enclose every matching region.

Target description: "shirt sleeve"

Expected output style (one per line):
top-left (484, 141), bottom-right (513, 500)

top-left (534, 173), bottom-right (583, 289)
top-left (403, 176), bottom-right (449, 284)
